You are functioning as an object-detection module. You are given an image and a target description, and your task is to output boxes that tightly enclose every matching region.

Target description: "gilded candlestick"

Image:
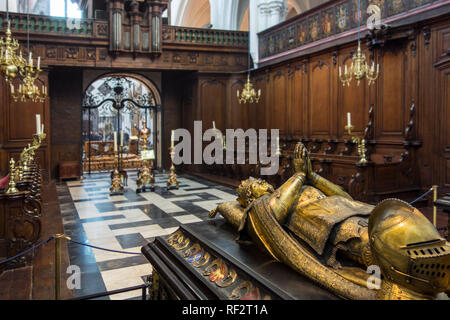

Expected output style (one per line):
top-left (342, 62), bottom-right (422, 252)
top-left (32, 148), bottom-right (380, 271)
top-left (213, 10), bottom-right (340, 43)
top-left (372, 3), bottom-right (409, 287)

top-left (345, 124), bottom-right (368, 164)
top-left (136, 118), bottom-right (155, 193)
top-left (167, 147), bottom-right (179, 190)
top-left (110, 151), bottom-right (124, 195)
top-left (6, 158), bottom-right (19, 194)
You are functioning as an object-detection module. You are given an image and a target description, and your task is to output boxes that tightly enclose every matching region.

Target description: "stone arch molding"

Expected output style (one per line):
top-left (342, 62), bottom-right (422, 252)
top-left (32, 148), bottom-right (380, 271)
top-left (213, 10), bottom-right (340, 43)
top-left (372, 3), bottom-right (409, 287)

top-left (170, 1), bottom-right (328, 30)
top-left (171, 0), bottom-right (249, 30)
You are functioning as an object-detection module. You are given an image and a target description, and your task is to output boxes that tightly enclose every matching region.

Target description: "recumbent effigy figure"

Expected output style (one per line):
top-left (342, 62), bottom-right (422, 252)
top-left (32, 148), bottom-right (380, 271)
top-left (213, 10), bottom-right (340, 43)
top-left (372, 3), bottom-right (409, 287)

top-left (209, 143), bottom-right (450, 300)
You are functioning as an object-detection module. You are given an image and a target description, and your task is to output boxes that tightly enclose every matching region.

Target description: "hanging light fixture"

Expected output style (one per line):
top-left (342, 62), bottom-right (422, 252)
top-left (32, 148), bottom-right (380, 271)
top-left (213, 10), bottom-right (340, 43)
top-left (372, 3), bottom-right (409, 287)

top-left (237, 6), bottom-right (261, 104)
top-left (0, 1), bottom-right (23, 83)
top-left (237, 74), bottom-right (261, 104)
top-left (10, 1), bottom-right (47, 103)
top-left (339, 0), bottom-right (380, 87)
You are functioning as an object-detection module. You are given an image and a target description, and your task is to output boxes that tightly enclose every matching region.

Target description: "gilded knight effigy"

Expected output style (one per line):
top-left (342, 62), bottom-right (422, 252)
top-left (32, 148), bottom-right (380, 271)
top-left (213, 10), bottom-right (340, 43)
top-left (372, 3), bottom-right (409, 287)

top-left (210, 143), bottom-right (450, 300)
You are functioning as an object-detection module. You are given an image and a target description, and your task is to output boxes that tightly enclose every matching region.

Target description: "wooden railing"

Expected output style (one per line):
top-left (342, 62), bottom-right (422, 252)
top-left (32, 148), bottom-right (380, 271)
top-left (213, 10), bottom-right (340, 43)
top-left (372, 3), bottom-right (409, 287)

top-left (0, 11), bottom-right (98, 38)
top-left (258, 0), bottom-right (445, 60)
top-left (164, 25), bottom-right (248, 48)
top-left (0, 11), bottom-right (249, 49)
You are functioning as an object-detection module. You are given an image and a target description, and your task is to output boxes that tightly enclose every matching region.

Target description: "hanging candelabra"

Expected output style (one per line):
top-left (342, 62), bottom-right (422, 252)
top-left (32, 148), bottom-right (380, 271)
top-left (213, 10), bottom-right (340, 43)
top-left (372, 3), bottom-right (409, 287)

top-left (339, 0), bottom-right (380, 87)
top-left (0, 21), bottom-right (23, 83)
top-left (5, 1), bottom-right (48, 103)
top-left (11, 53), bottom-right (47, 103)
top-left (237, 74), bottom-right (261, 104)
top-left (237, 7), bottom-right (261, 104)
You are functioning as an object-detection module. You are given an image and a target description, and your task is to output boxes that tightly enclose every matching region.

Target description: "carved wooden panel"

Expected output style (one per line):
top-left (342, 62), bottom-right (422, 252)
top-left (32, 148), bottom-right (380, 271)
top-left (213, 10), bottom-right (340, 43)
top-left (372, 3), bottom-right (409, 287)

top-left (271, 69), bottom-right (287, 134)
top-left (436, 25), bottom-right (450, 60)
top-left (229, 80), bottom-right (246, 130)
top-left (310, 58), bottom-right (331, 137)
top-left (6, 78), bottom-right (48, 144)
top-left (290, 64), bottom-right (307, 138)
top-left (439, 65), bottom-right (450, 187)
top-left (251, 76), bottom-right (267, 131)
top-left (377, 50), bottom-right (407, 139)
top-left (200, 79), bottom-right (226, 131)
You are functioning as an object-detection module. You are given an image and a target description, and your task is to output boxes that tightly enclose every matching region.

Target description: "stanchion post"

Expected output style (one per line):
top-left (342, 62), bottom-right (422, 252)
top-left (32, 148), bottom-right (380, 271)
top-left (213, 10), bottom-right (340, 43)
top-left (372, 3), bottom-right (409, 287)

top-left (433, 185), bottom-right (439, 227)
top-left (55, 234), bottom-right (61, 300)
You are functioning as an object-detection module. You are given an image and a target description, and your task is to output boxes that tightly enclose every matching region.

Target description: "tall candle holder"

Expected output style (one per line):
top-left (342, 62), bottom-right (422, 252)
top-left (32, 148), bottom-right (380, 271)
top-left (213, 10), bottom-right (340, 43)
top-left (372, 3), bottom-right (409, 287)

top-left (344, 124), bottom-right (368, 164)
top-left (110, 150), bottom-right (124, 195)
top-left (19, 132), bottom-right (46, 175)
top-left (167, 147), bottom-right (179, 190)
top-left (136, 159), bottom-right (155, 193)
top-left (136, 118), bottom-right (155, 193)
top-left (6, 158), bottom-right (19, 194)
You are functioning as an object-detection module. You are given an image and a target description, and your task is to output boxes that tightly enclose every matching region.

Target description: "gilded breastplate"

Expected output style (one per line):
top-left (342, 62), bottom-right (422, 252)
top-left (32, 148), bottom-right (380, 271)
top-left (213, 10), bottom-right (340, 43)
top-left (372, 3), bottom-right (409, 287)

top-left (286, 186), bottom-right (374, 255)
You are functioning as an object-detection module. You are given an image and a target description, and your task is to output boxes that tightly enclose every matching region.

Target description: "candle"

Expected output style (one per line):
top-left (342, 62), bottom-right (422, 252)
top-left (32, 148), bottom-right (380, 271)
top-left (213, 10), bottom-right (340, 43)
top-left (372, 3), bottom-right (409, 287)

top-left (10, 83), bottom-right (14, 94)
top-left (171, 130), bottom-right (175, 148)
top-left (339, 66), bottom-right (342, 77)
top-left (213, 121), bottom-right (216, 129)
top-left (120, 130), bottom-right (124, 147)
top-left (36, 114), bottom-right (41, 134)
top-left (347, 113), bottom-right (352, 127)
top-left (113, 132), bottom-right (118, 152)
top-left (37, 56), bottom-right (40, 70)
top-left (29, 52), bottom-right (32, 66)
top-left (41, 124), bottom-right (44, 134)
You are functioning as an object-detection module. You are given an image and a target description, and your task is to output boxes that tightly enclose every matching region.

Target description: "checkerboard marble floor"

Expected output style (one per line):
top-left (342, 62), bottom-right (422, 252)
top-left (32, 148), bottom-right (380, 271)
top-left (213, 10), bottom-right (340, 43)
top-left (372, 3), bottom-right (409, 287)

top-left (57, 172), bottom-right (236, 300)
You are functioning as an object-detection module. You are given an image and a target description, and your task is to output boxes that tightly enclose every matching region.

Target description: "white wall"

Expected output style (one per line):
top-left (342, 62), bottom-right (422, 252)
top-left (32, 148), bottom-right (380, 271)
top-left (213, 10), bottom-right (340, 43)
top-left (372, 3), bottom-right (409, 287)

top-left (0, 0), bottom-right (19, 13)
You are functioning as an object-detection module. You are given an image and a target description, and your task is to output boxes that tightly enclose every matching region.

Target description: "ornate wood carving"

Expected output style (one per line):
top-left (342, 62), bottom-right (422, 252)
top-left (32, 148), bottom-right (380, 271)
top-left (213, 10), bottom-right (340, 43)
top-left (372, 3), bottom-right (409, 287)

top-left (348, 169), bottom-right (368, 202)
top-left (423, 26), bottom-right (431, 46)
top-left (324, 140), bottom-right (339, 155)
top-left (340, 139), bottom-right (355, 156)
top-left (310, 139), bottom-right (323, 153)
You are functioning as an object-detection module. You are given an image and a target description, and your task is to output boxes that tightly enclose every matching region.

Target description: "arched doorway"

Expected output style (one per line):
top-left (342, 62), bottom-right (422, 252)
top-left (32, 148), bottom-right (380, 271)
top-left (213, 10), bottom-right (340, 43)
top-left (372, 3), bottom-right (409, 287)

top-left (82, 73), bottom-right (162, 175)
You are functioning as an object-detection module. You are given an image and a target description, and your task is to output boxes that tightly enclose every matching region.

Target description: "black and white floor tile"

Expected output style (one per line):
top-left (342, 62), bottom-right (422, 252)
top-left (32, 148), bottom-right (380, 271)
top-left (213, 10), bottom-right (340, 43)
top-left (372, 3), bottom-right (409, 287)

top-left (57, 172), bottom-right (236, 300)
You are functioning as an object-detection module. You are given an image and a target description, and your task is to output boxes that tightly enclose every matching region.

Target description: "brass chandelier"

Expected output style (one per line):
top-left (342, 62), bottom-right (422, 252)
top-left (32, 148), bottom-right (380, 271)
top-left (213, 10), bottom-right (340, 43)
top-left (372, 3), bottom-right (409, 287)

top-left (237, 74), bottom-right (261, 104)
top-left (0, 21), bottom-right (22, 83)
top-left (1, 2), bottom-right (47, 102)
top-left (339, 0), bottom-right (380, 87)
top-left (11, 52), bottom-right (47, 103)
top-left (237, 7), bottom-right (261, 104)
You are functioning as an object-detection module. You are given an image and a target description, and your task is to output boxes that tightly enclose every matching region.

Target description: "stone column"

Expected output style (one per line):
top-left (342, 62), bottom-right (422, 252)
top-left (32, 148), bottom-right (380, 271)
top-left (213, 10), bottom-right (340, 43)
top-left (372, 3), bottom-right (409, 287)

top-left (250, 0), bottom-right (286, 66)
top-left (266, 0), bottom-right (287, 28)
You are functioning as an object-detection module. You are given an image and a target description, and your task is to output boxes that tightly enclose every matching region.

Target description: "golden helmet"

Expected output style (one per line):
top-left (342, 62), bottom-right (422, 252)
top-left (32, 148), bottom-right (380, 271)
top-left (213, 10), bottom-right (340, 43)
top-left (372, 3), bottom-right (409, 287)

top-left (369, 199), bottom-right (450, 296)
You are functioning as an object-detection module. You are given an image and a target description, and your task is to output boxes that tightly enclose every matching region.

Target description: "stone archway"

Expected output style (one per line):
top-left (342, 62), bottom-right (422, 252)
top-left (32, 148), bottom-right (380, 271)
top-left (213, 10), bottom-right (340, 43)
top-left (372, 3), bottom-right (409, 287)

top-left (81, 73), bottom-right (163, 174)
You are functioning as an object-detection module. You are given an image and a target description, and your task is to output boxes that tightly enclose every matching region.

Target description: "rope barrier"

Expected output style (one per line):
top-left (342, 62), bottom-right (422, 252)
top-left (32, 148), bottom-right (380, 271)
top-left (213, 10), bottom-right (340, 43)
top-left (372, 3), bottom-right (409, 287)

top-left (0, 235), bottom-right (55, 266)
top-left (0, 185), bottom-right (440, 269)
top-left (410, 188), bottom-right (434, 205)
top-left (68, 239), bottom-right (142, 255)
top-left (0, 233), bottom-right (142, 267)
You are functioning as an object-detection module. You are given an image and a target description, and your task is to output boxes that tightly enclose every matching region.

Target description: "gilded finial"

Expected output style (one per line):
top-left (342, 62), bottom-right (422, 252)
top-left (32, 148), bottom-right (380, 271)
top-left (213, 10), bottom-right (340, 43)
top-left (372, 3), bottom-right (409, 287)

top-left (5, 158), bottom-right (19, 194)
